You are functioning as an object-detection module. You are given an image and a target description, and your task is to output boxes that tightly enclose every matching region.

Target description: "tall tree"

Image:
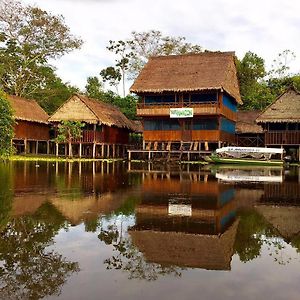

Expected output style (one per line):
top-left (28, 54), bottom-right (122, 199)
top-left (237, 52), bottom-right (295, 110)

top-left (85, 76), bottom-right (104, 99)
top-left (127, 30), bottom-right (203, 79)
top-left (0, 90), bottom-right (15, 157)
top-left (0, 0), bottom-right (82, 97)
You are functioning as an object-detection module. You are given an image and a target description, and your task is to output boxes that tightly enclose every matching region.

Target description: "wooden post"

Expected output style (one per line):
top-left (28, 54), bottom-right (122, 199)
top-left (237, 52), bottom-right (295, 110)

top-left (107, 144), bottom-right (110, 158)
top-left (46, 141), bottom-right (50, 155)
top-left (101, 144), bottom-right (105, 158)
top-left (187, 152), bottom-right (190, 161)
top-left (298, 145), bottom-right (300, 162)
top-left (142, 140), bottom-right (145, 150)
top-left (128, 150), bottom-right (131, 161)
top-left (148, 151), bottom-right (151, 161)
top-left (113, 144), bottom-right (116, 158)
top-left (205, 142), bottom-right (209, 151)
top-left (24, 138), bottom-right (27, 154)
top-left (281, 145), bottom-right (283, 161)
top-left (55, 143), bottom-right (59, 157)
top-left (93, 143), bottom-right (96, 158)
top-left (65, 144), bottom-right (68, 156)
top-left (36, 141), bottom-right (39, 154)
top-left (68, 143), bottom-right (72, 157)
top-left (218, 141), bottom-right (221, 149)
top-left (79, 143), bottom-right (82, 158)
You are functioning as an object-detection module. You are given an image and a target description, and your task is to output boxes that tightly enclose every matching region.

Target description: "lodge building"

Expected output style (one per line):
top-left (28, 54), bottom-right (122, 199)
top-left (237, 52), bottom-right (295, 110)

top-left (49, 94), bottom-right (137, 158)
top-left (130, 52), bottom-right (242, 151)
top-left (7, 95), bottom-right (50, 154)
top-left (256, 87), bottom-right (300, 161)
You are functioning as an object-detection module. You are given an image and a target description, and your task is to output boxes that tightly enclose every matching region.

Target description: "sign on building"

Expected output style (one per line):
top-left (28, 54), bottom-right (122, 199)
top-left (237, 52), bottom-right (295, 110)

top-left (170, 108), bottom-right (193, 118)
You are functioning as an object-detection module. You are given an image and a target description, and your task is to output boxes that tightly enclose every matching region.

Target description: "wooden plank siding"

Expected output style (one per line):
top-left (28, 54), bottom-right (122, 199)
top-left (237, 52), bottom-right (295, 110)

top-left (14, 121), bottom-right (50, 141)
top-left (265, 131), bottom-right (300, 145)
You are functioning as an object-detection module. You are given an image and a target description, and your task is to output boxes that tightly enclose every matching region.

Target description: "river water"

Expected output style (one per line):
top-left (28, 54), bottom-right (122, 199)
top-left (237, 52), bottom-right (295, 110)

top-left (0, 161), bottom-right (300, 300)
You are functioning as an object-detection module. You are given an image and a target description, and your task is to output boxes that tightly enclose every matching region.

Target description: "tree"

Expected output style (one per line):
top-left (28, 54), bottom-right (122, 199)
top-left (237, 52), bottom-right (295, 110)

top-left (100, 66), bottom-right (122, 94)
top-left (85, 76), bottom-right (104, 99)
top-left (236, 52), bottom-right (273, 110)
top-left (127, 30), bottom-right (203, 79)
top-left (0, 90), bottom-right (15, 157)
top-left (0, 0), bottom-right (82, 97)
top-left (55, 121), bottom-right (84, 157)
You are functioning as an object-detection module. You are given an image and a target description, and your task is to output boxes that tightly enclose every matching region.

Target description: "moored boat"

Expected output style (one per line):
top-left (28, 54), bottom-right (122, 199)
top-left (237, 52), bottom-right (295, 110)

top-left (210, 147), bottom-right (285, 166)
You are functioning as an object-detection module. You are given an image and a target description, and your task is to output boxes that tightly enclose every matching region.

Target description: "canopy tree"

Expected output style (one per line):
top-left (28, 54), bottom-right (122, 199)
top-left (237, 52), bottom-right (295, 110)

top-left (0, 0), bottom-right (82, 98)
top-left (0, 90), bottom-right (15, 157)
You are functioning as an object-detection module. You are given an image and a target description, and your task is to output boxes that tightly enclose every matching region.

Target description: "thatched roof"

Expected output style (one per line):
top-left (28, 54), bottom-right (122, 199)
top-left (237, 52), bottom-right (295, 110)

top-left (256, 88), bottom-right (300, 123)
top-left (236, 110), bottom-right (263, 133)
top-left (129, 220), bottom-right (239, 270)
top-left (130, 52), bottom-right (242, 104)
top-left (132, 120), bottom-right (143, 133)
top-left (49, 94), bottom-right (136, 130)
top-left (7, 95), bottom-right (49, 124)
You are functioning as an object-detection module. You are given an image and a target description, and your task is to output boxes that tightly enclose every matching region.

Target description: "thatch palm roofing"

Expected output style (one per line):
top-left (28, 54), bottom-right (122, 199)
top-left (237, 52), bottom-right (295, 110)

top-left (49, 94), bottom-right (136, 130)
top-left (256, 88), bottom-right (300, 123)
top-left (236, 110), bottom-right (263, 134)
top-left (130, 52), bottom-right (242, 104)
top-left (7, 95), bottom-right (49, 124)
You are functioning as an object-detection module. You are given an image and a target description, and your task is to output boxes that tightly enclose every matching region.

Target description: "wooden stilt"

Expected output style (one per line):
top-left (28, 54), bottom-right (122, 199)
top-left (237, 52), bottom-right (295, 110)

top-left (93, 143), bottom-right (96, 158)
top-left (65, 144), bottom-right (68, 156)
top-left (24, 138), bottom-right (27, 154)
top-left (128, 150), bottom-right (131, 161)
top-left (68, 143), bottom-right (72, 157)
top-left (79, 143), bottom-right (82, 158)
top-left (56, 143), bottom-right (59, 156)
top-left (113, 144), bottom-right (116, 158)
top-left (101, 144), bottom-right (105, 158)
top-left (107, 144), bottom-right (110, 158)
top-left (36, 141), bottom-right (39, 155)
top-left (46, 141), bottom-right (50, 155)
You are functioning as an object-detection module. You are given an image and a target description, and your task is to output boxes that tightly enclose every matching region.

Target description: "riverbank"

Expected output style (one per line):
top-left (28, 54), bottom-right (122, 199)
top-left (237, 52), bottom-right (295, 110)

top-left (1, 155), bottom-right (124, 163)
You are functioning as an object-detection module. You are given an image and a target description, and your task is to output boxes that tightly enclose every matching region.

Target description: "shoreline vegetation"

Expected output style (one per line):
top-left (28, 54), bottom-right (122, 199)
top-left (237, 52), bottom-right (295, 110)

top-left (1, 155), bottom-right (124, 163)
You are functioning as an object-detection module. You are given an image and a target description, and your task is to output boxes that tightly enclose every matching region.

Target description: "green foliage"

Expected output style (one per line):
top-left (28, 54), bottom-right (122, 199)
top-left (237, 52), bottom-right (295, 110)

top-left (85, 76), bottom-right (104, 99)
top-left (55, 120), bottom-right (84, 144)
top-left (127, 30), bottom-right (203, 79)
top-left (0, 90), bottom-right (15, 157)
top-left (0, 0), bottom-right (82, 97)
top-left (99, 67), bottom-right (122, 94)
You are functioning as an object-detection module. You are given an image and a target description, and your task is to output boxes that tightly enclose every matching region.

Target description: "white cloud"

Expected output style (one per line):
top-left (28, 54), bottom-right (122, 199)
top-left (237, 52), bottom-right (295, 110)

top-left (24, 0), bottom-right (300, 90)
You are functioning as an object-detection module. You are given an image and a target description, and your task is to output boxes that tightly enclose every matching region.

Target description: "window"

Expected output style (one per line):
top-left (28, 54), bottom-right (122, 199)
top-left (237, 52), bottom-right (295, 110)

top-left (193, 118), bottom-right (218, 130)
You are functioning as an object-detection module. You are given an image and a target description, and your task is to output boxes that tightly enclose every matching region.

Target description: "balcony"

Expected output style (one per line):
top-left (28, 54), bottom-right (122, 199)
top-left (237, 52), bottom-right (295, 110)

top-left (137, 102), bottom-right (219, 117)
top-left (265, 131), bottom-right (300, 145)
top-left (72, 130), bottom-right (104, 143)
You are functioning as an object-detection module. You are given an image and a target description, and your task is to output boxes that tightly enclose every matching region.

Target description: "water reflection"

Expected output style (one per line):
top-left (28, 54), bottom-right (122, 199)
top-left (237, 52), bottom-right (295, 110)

top-left (0, 162), bottom-right (300, 299)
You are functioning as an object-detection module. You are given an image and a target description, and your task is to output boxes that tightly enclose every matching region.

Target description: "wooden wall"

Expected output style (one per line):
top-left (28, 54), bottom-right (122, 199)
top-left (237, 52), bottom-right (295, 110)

top-left (103, 126), bottom-right (129, 144)
top-left (14, 120), bottom-right (50, 141)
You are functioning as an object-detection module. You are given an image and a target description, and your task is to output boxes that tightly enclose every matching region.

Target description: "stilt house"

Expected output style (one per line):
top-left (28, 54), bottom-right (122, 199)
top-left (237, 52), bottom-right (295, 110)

top-left (256, 87), bottom-right (300, 160)
top-left (7, 95), bottom-right (50, 154)
top-left (236, 111), bottom-right (264, 147)
top-left (130, 52), bottom-right (242, 151)
top-left (49, 94), bottom-right (136, 158)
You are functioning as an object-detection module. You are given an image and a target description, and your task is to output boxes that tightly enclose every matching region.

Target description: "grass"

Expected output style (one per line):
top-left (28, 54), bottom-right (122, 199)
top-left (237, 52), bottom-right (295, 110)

top-left (1, 155), bottom-right (125, 163)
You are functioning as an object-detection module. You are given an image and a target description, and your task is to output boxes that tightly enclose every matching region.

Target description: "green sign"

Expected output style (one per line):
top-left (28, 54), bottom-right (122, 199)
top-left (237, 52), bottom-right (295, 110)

top-left (170, 108), bottom-right (193, 118)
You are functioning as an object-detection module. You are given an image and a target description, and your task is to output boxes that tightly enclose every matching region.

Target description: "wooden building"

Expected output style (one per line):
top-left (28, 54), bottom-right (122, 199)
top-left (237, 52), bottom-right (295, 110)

top-left (49, 94), bottom-right (137, 158)
top-left (130, 52), bottom-right (242, 152)
top-left (236, 110), bottom-right (264, 147)
top-left (7, 95), bottom-right (50, 154)
top-left (256, 88), bottom-right (300, 160)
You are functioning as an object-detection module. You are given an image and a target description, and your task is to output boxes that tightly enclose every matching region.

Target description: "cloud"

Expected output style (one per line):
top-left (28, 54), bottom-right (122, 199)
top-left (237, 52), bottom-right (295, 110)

top-left (23, 0), bottom-right (300, 89)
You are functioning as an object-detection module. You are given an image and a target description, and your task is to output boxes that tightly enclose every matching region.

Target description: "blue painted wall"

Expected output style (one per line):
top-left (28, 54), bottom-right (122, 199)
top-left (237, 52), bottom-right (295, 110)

top-left (223, 93), bottom-right (237, 112)
top-left (220, 117), bottom-right (235, 134)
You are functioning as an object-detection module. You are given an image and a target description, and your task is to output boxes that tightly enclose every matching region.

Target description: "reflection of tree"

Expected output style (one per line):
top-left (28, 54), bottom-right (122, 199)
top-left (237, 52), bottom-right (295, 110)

top-left (98, 221), bottom-right (182, 281)
top-left (234, 209), bottom-right (291, 265)
top-left (0, 163), bottom-right (13, 230)
top-left (0, 202), bottom-right (79, 300)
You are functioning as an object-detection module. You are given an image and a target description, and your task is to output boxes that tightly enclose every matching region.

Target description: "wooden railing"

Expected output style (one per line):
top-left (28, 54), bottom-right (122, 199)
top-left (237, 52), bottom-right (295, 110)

top-left (137, 102), bottom-right (219, 116)
top-left (265, 131), bottom-right (300, 145)
top-left (73, 130), bottom-right (104, 143)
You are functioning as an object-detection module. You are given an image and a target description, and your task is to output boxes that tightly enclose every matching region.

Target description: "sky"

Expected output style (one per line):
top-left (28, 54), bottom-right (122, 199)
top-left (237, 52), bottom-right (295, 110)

top-left (23, 0), bottom-right (300, 91)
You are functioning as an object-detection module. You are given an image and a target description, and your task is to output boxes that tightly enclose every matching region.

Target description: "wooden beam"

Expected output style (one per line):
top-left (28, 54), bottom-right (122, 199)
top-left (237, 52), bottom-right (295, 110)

top-left (79, 143), bottom-right (82, 158)
top-left (55, 143), bottom-right (59, 156)
top-left (93, 143), bottom-right (96, 158)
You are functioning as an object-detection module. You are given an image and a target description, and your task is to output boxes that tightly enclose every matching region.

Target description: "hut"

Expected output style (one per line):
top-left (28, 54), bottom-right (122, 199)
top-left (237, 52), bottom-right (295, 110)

top-left (7, 95), bottom-right (50, 154)
top-left (256, 87), bottom-right (300, 160)
top-left (48, 94), bottom-right (137, 158)
top-left (236, 110), bottom-right (264, 147)
top-left (130, 52), bottom-right (242, 154)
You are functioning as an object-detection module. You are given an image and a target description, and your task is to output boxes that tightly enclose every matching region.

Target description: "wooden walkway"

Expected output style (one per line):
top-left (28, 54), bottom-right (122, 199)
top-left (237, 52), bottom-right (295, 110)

top-left (127, 149), bottom-right (212, 161)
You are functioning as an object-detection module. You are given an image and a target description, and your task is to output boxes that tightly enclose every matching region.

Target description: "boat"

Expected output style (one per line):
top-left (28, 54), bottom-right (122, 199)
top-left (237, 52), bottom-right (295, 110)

top-left (210, 147), bottom-right (284, 166)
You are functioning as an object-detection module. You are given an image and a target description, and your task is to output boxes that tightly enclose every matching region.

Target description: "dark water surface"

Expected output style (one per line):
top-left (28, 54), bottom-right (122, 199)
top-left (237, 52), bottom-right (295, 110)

top-left (1, 161), bottom-right (300, 300)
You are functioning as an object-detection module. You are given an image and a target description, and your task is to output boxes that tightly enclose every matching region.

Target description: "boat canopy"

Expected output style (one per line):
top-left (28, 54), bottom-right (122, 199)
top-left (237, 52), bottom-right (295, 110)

top-left (216, 147), bottom-right (284, 155)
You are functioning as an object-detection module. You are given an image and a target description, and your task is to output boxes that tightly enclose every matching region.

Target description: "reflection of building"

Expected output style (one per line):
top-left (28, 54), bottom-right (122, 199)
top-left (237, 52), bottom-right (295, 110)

top-left (129, 172), bottom-right (239, 270)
